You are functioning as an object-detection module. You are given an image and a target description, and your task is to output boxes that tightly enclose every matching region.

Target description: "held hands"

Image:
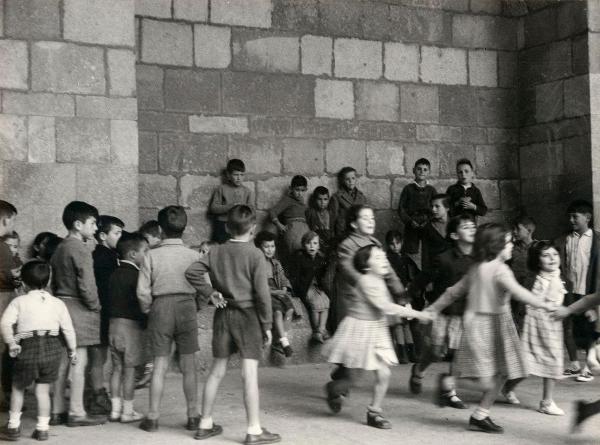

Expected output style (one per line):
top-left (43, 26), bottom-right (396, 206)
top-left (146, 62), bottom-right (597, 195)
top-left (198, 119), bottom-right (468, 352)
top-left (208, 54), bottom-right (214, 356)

top-left (8, 344), bottom-right (21, 358)
top-left (419, 308), bottom-right (436, 324)
top-left (263, 330), bottom-right (272, 347)
top-left (209, 291), bottom-right (227, 308)
top-left (551, 306), bottom-right (570, 321)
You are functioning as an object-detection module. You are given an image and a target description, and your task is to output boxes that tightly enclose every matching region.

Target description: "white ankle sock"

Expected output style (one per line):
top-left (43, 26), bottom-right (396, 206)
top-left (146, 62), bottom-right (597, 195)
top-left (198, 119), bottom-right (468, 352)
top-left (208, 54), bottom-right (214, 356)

top-left (280, 337), bottom-right (290, 347)
top-left (472, 406), bottom-right (489, 420)
top-left (247, 425), bottom-right (262, 435)
top-left (111, 397), bottom-right (122, 416)
top-left (8, 411), bottom-right (21, 428)
top-left (36, 416), bottom-right (50, 431)
top-left (122, 400), bottom-right (134, 415)
top-left (199, 416), bottom-right (213, 429)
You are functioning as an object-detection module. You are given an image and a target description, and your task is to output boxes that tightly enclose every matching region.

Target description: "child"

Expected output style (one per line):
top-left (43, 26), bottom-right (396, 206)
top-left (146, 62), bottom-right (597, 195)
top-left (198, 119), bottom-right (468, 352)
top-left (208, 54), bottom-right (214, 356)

top-left (198, 240), bottom-right (215, 258)
top-left (137, 206), bottom-right (201, 432)
top-left (186, 205), bottom-right (280, 444)
top-left (269, 175), bottom-right (310, 264)
top-left (0, 261), bottom-right (76, 441)
top-left (408, 214), bottom-right (477, 409)
top-left (329, 167), bottom-right (367, 240)
top-left (555, 200), bottom-right (599, 382)
top-left (398, 158), bottom-right (437, 257)
top-left (306, 186), bottom-right (336, 254)
top-left (0, 232), bottom-right (23, 292)
top-left (209, 159), bottom-right (252, 244)
top-left (139, 220), bottom-right (161, 248)
top-left (50, 201), bottom-right (106, 427)
top-left (255, 231), bottom-right (296, 357)
top-left (324, 245), bottom-right (431, 428)
top-left (445, 158), bottom-right (488, 218)
top-left (108, 233), bottom-right (149, 423)
top-left (30, 232), bottom-right (61, 262)
top-left (90, 215), bottom-right (124, 415)
top-left (421, 194), bottom-right (452, 271)
top-left (385, 230), bottom-right (419, 364)
top-left (289, 231), bottom-right (330, 343)
top-left (424, 223), bottom-right (554, 434)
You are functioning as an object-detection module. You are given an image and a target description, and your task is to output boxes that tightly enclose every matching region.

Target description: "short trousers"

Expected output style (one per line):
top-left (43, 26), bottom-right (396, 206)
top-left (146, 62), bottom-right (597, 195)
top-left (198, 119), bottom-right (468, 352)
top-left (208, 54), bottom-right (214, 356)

top-left (271, 293), bottom-right (294, 314)
top-left (212, 306), bottom-right (263, 360)
top-left (148, 295), bottom-right (199, 356)
top-left (109, 318), bottom-right (146, 367)
top-left (12, 335), bottom-right (63, 389)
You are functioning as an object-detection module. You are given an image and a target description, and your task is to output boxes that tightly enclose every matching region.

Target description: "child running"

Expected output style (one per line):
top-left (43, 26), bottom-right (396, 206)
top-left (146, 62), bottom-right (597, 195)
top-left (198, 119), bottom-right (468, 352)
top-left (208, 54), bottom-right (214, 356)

top-left (324, 245), bottom-right (431, 428)
top-left (424, 223), bottom-right (554, 434)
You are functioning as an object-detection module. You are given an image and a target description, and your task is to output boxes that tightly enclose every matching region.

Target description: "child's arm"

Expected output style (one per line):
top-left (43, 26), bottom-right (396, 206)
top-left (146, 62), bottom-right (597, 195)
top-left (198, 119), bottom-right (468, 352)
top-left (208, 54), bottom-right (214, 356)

top-left (0, 301), bottom-right (18, 352)
top-left (398, 186), bottom-right (416, 227)
top-left (185, 257), bottom-right (216, 300)
top-left (361, 278), bottom-right (431, 321)
top-left (426, 275), bottom-right (469, 313)
top-left (497, 266), bottom-right (551, 309)
top-left (75, 250), bottom-right (101, 311)
top-left (136, 252), bottom-right (154, 314)
top-left (269, 196), bottom-right (289, 233)
top-left (555, 292), bottom-right (600, 320)
top-left (337, 241), bottom-right (362, 287)
top-left (208, 187), bottom-right (233, 216)
top-left (57, 300), bottom-right (77, 353)
top-left (253, 254), bottom-right (273, 332)
top-left (471, 187), bottom-right (488, 216)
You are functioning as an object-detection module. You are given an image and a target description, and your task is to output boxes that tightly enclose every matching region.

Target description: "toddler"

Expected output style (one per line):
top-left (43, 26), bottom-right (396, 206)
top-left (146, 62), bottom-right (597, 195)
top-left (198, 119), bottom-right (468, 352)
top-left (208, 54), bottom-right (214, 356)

top-left (329, 167), bottom-right (367, 239)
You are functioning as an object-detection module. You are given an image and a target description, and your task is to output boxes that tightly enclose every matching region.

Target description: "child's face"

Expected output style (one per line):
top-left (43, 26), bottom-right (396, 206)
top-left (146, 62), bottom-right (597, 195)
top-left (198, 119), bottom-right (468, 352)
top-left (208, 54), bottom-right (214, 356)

top-left (569, 212), bottom-right (591, 233)
top-left (453, 220), bottom-right (476, 244)
top-left (131, 242), bottom-right (150, 267)
top-left (291, 186), bottom-right (307, 201)
top-left (539, 247), bottom-right (560, 272)
top-left (431, 199), bottom-right (448, 219)
top-left (457, 163), bottom-right (474, 185)
top-left (0, 215), bottom-right (16, 236)
top-left (199, 244), bottom-right (211, 258)
top-left (498, 233), bottom-right (514, 262)
top-left (77, 217), bottom-right (98, 241)
top-left (413, 164), bottom-right (430, 182)
top-left (316, 193), bottom-right (329, 210)
top-left (4, 238), bottom-right (19, 256)
top-left (367, 247), bottom-right (390, 276)
top-left (388, 238), bottom-right (402, 254)
top-left (102, 224), bottom-right (123, 250)
top-left (143, 233), bottom-right (162, 248)
top-left (343, 171), bottom-right (357, 191)
top-left (352, 208), bottom-right (375, 236)
top-left (260, 240), bottom-right (276, 259)
top-left (513, 223), bottom-right (531, 242)
top-left (304, 236), bottom-right (320, 256)
top-left (228, 170), bottom-right (245, 187)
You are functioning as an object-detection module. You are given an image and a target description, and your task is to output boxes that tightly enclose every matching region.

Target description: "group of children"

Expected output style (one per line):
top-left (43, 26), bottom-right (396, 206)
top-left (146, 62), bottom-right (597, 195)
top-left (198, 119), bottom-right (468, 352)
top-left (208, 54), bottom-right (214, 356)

top-left (0, 153), bottom-right (599, 442)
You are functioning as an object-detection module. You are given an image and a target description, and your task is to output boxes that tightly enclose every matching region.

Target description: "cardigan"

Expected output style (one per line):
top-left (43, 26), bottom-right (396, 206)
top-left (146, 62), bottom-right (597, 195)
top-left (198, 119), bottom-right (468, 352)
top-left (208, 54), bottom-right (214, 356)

top-left (289, 250), bottom-right (327, 299)
top-left (446, 182), bottom-right (488, 218)
top-left (345, 274), bottom-right (413, 321)
top-left (329, 188), bottom-right (367, 238)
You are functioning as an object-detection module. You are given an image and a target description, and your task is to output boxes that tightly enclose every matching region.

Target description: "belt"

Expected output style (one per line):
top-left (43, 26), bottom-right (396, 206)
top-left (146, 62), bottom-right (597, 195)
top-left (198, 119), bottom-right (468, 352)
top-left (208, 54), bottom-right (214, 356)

top-left (222, 299), bottom-right (255, 309)
top-left (15, 330), bottom-right (60, 341)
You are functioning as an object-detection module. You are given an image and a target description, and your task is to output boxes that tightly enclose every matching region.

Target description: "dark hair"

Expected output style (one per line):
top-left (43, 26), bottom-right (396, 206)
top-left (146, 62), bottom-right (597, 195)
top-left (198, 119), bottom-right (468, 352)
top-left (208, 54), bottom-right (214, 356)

top-left (567, 199), bottom-right (593, 216)
top-left (254, 230), bottom-right (276, 248)
top-left (95, 215), bottom-right (124, 242)
top-left (227, 158), bottom-right (245, 173)
top-left (513, 215), bottom-right (536, 232)
top-left (456, 158), bottom-right (473, 170)
top-left (309, 186), bottom-right (330, 209)
top-left (431, 193), bottom-right (450, 209)
top-left (21, 260), bottom-right (50, 290)
top-left (474, 223), bottom-right (510, 262)
top-left (32, 232), bottom-right (54, 251)
top-left (139, 220), bottom-right (160, 238)
top-left (337, 166), bottom-right (357, 188)
top-left (157, 206), bottom-right (187, 238)
top-left (43, 235), bottom-right (62, 261)
top-left (414, 158), bottom-right (431, 169)
top-left (226, 205), bottom-right (255, 236)
top-left (385, 230), bottom-right (403, 246)
top-left (291, 175), bottom-right (308, 188)
top-left (0, 200), bottom-right (17, 220)
top-left (116, 232), bottom-right (148, 259)
top-left (301, 230), bottom-right (319, 246)
top-left (62, 201), bottom-right (99, 230)
top-left (527, 240), bottom-right (558, 272)
top-left (447, 214), bottom-right (476, 241)
top-left (346, 204), bottom-right (372, 232)
top-left (0, 231), bottom-right (19, 241)
top-left (353, 244), bottom-right (376, 274)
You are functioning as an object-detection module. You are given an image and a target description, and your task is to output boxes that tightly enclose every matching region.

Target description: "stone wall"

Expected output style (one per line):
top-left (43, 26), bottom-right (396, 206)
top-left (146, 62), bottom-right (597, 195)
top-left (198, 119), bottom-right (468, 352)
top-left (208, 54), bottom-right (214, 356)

top-left (136, 0), bottom-right (521, 243)
top-left (0, 0), bottom-right (139, 248)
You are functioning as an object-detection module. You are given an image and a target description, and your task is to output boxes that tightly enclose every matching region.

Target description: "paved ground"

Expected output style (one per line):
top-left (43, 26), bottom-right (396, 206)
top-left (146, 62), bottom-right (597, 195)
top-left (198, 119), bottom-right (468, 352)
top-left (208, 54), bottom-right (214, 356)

top-left (9, 362), bottom-right (600, 444)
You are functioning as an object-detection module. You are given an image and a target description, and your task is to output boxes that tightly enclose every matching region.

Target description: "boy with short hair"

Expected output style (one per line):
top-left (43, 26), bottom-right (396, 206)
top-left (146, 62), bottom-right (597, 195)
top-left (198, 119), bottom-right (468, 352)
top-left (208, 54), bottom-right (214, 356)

top-left (0, 231), bottom-right (22, 291)
top-left (209, 159), bottom-right (252, 244)
top-left (186, 205), bottom-right (280, 444)
top-left (108, 232), bottom-right (149, 423)
top-left (50, 201), bottom-right (106, 427)
top-left (139, 220), bottom-right (161, 248)
top-left (398, 158), bottom-right (437, 257)
top-left (445, 159), bottom-right (488, 218)
top-left (137, 206), bottom-right (201, 432)
top-left (421, 194), bottom-right (452, 272)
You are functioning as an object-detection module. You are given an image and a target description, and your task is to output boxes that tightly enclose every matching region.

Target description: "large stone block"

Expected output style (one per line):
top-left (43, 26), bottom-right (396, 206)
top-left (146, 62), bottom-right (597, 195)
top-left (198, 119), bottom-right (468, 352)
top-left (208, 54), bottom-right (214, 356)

top-left (402, 0), bottom-right (469, 11)
top-left (470, 0), bottom-right (502, 14)
top-left (135, 0), bottom-right (171, 18)
top-left (2, 92), bottom-right (74, 117)
top-left (387, 5), bottom-right (449, 44)
top-left (268, 75), bottom-right (315, 117)
top-left (437, 143), bottom-right (475, 177)
top-left (194, 25), bottom-right (231, 69)
top-left (391, 177), bottom-right (412, 210)
top-left (325, 139), bottom-right (366, 174)
top-left (404, 143), bottom-right (438, 176)
top-left (108, 50), bottom-right (136, 97)
top-left (158, 133), bottom-right (226, 174)
top-left (319, 0), bottom-right (363, 37)
top-left (421, 46), bottom-right (467, 85)
top-left (138, 131), bottom-right (158, 173)
top-left (136, 64), bottom-right (164, 110)
top-left (589, 33), bottom-right (600, 74)
top-left (56, 118), bottom-right (111, 163)
top-left (564, 75), bottom-right (589, 118)
top-left (535, 81), bottom-right (563, 123)
top-left (366, 141), bottom-right (404, 176)
top-left (475, 144), bottom-right (519, 179)
top-left (233, 30), bottom-right (299, 73)
top-left (28, 116), bottom-right (56, 163)
top-left (499, 179), bottom-right (520, 211)
top-left (228, 137), bottom-right (282, 174)
top-left (314, 79), bottom-right (354, 120)
top-left (462, 127), bottom-right (488, 144)
top-left (334, 38), bottom-right (382, 80)
top-left (557, 0), bottom-right (587, 40)
top-left (0, 115), bottom-right (27, 161)
top-left (282, 138), bottom-right (324, 175)
top-left (519, 142), bottom-right (564, 178)
top-left (256, 176), bottom-right (292, 210)
top-left (76, 164), bottom-right (138, 211)
top-left (141, 19), bottom-right (193, 67)
top-left (452, 14), bottom-right (517, 50)
top-left (573, 36), bottom-right (589, 76)
top-left (138, 111), bottom-right (187, 132)
top-left (417, 125), bottom-right (461, 143)
top-left (469, 50), bottom-right (497, 87)
top-left (76, 96), bottom-right (138, 120)
top-left (139, 174), bottom-right (177, 208)
top-left (64, 0), bottom-right (135, 46)
top-left (4, 0), bottom-right (60, 39)
top-left (356, 82), bottom-right (399, 122)
top-left (439, 86), bottom-right (477, 126)
top-left (111, 120), bottom-right (138, 166)
top-left (518, 40), bottom-right (571, 85)
top-left (498, 51), bottom-right (517, 88)
top-left (524, 6), bottom-right (557, 48)
top-left (174, 0), bottom-right (208, 21)
top-left (211, 0), bottom-right (272, 28)
top-left (563, 135), bottom-right (591, 176)
top-left (476, 89), bottom-right (518, 128)
top-left (301, 35), bottom-right (332, 76)
top-left (164, 69), bottom-right (220, 113)
top-left (357, 177), bottom-right (391, 209)
top-left (179, 175), bottom-right (221, 208)
top-left (0, 40), bottom-right (27, 89)
top-left (32, 42), bottom-right (104, 94)
top-left (476, 179), bottom-right (500, 210)
top-left (400, 84), bottom-right (438, 123)
top-left (189, 115), bottom-right (248, 134)
top-left (487, 128), bottom-right (518, 144)
top-left (384, 42), bottom-right (419, 82)
top-left (272, 0), bottom-right (319, 33)
top-left (250, 117), bottom-right (293, 137)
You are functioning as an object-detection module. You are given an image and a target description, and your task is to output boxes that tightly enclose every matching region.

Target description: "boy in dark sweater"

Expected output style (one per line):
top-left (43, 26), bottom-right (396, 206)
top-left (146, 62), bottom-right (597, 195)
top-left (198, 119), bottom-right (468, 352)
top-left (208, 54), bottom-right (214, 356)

top-left (421, 194), bottom-right (452, 271)
top-left (446, 158), bottom-right (487, 218)
top-left (186, 205), bottom-right (280, 444)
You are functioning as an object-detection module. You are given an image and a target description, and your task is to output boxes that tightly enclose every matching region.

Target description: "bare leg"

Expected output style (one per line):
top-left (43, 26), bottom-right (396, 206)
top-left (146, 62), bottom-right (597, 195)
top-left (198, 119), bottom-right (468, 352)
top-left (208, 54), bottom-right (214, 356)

top-left (201, 358), bottom-right (228, 421)
top-left (309, 311), bottom-right (319, 333)
top-left (371, 366), bottom-right (391, 411)
top-left (35, 384), bottom-right (51, 417)
top-left (147, 356), bottom-right (169, 420)
top-left (542, 378), bottom-right (555, 401)
top-left (88, 345), bottom-right (107, 391)
top-left (9, 385), bottom-right (24, 414)
top-left (110, 358), bottom-right (122, 400)
top-left (52, 350), bottom-right (69, 414)
top-left (179, 353), bottom-right (199, 418)
top-left (241, 359), bottom-right (260, 430)
top-left (318, 310), bottom-right (329, 334)
top-left (122, 367), bottom-right (136, 401)
top-left (273, 311), bottom-right (284, 340)
top-left (69, 346), bottom-right (89, 416)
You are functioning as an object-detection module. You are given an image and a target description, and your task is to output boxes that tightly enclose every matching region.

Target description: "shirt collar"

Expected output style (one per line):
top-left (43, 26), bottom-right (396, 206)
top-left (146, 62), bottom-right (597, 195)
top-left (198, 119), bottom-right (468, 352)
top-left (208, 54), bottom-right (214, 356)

top-left (120, 260), bottom-right (140, 270)
top-left (413, 180), bottom-right (429, 188)
top-left (572, 229), bottom-right (593, 238)
top-left (460, 183), bottom-right (472, 190)
top-left (159, 239), bottom-right (184, 246)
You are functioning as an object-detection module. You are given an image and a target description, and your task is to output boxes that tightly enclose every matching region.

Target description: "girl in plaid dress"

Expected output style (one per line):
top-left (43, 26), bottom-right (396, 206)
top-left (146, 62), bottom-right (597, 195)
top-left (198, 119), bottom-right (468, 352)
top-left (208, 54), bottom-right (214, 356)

top-left (424, 223), bottom-right (554, 434)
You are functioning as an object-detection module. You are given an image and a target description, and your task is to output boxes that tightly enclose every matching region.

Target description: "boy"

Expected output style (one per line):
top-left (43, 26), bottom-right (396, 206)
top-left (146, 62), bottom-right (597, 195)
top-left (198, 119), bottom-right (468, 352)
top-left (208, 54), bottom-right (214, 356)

top-left (398, 158), bottom-right (437, 257)
top-left (50, 201), bottom-right (106, 426)
top-left (137, 206), bottom-right (201, 432)
top-left (89, 215), bottom-right (124, 415)
top-left (421, 194), bottom-right (452, 272)
top-left (209, 159), bottom-right (252, 244)
top-left (408, 214), bottom-right (477, 409)
top-left (139, 220), bottom-right (161, 248)
top-left (0, 261), bottom-right (77, 441)
top-left (108, 233), bottom-right (149, 423)
top-left (186, 205), bottom-right (280, 444)
top-left (555, 200), bottom-right (600, 382)
top-left (445, 159), bottom-right (488, 218)
top-left (0, 232), bottom-right (22, 290)
top-left (306, 186), bottom-right (336, 254)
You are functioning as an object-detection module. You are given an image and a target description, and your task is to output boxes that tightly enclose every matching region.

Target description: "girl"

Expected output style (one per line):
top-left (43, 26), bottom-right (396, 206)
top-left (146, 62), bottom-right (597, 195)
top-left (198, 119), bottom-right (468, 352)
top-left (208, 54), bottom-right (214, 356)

top-left (290, 231), bottom-right (330, 343)
top-left (306, 186), bottom-right (336, 254)
top-left (329, 167), bottom-right (367, 240)
top-left (324, 245), bottom-right (431, 429)
top-left (424, 223), bottom-right (554, 434)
